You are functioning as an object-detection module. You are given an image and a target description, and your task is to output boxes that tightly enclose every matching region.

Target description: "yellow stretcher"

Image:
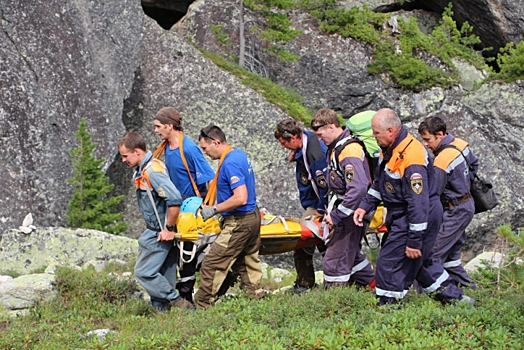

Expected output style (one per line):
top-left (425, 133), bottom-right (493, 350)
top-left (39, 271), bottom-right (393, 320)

top-left (175, 207), bottom-right (387, 256)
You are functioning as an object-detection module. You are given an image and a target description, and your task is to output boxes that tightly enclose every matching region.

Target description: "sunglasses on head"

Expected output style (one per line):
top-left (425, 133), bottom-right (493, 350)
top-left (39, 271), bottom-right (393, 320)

top-left (200, 128), bottom-right (216, 141)
top-left (311, 123), bottom-right (328, 132)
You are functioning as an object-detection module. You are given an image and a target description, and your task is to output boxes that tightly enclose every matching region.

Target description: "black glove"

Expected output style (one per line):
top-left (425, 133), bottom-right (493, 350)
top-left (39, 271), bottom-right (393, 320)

top-left (201, 206), bottom-right (218, 221)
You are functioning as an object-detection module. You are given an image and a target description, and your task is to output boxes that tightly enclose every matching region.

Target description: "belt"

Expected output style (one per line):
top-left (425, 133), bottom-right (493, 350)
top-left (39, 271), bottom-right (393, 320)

top-left (146, 225), bottom-right (161, 232)
top-left (224, 208), bottom-right (259, 220)
top-left (441, 193), bottom-right (471, 210)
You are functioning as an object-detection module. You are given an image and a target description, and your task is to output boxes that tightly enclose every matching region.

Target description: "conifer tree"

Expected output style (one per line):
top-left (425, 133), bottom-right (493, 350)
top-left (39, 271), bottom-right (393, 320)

top-left (67, 118), bottom-right (128, 234)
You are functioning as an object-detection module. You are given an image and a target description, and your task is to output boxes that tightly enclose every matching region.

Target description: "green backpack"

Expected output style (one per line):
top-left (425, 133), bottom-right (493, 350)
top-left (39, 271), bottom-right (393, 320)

top-left (346, 110), bottom-right (380, 157)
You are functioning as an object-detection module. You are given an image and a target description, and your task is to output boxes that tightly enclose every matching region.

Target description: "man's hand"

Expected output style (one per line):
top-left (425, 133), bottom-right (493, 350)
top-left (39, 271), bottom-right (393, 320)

top-left (157, 228), bottom-right (175, 242)
top-left (201, 205), bottom-right (218, 221)
top-left (405, 246), bottom-right (422, 259)
top-left (287, 150), bottom-right (296, 162)
top-left (353, 208), bottom-right (366, 227)
top-left (323, 212), bottom-right (333, 225)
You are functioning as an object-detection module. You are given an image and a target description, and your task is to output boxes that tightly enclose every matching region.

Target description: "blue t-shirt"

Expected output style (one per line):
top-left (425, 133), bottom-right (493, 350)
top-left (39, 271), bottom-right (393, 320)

top-left (164, 135), bottom-right (215, 198)
top-left (217, 148), bottom-right (257, 216)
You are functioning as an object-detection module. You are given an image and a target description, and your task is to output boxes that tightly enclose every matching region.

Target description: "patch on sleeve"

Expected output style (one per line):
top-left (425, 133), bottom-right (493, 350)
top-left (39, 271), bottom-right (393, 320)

top-left (385, 182), bottom-right (395, 193)
top-left (329, 171), bottom-right (336, 184)
top-left (299, 173), bottom-right (309, 185)
top-left (230, 176), bottom-right (240, 185)
top-left (345, 164), bottom-right (354, 183)
top-left (317, 175), bottom-right (327, 188)
top-left (315, 170), bottom-right (323, 176)
top-left (156, 187), bottom-right (166, 198)
top-left (410, 173), bottom-right (423, 194)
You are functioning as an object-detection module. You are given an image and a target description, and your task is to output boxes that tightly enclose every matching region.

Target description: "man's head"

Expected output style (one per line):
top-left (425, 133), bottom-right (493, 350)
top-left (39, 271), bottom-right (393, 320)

top-left (118, 132), bottom-right (147, 167)
top-left (418, 115), bottom-right (447, 152)
top-left (199, 125), bottom-right (227, 160)
top-left (274, 119), bottom-right (303, 151)
top-left (310, 108), bottom-right (342, 146)
top-left (154, 107), bottom-right (184, 140)
top-left (371, 108), bottom-right (402, 148)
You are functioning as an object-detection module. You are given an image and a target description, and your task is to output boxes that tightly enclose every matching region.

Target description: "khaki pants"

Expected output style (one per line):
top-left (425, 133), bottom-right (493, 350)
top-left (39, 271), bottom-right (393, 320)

top-left (195, 208), bottom-right (264, 309)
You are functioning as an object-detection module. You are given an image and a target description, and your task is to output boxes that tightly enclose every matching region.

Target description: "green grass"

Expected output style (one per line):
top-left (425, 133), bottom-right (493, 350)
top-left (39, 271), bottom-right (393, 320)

top-left (200, 50), bottom-right (314, 125)
top-left (1, 258), bottom-right (523, 349)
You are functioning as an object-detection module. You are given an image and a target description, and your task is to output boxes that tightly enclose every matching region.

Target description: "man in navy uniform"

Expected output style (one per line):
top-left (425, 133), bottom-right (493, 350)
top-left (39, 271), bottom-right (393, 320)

top-left (275, 118), bottom-right (329, 294)
top-left (418, 114), bottom-right (478, 289)
top-left (354, 108), bottom-right (474, 306)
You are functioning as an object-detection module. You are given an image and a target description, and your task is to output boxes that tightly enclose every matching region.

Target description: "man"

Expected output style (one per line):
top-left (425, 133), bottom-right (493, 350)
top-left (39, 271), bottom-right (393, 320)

top-left (194, 125), bottom-right (265, 309)
top-left (311, 108), bottom-right (375, 288)
top-left (274, 118), bottom-right (329, 294)
top-left (118, 132), bottom-right (193, 311)
top-left (153, 106), bottom-right (215, 302)
top-left (353, 108), bottom-right (474, 306)
top-left (418, 115), bottom-right (478, 289)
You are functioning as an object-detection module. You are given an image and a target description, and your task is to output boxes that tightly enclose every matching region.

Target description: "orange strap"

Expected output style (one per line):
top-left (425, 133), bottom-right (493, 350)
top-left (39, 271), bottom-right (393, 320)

top-left (204, 146), bottom-right (232, 206)
top-left (153, 133), bottom-right (201, 198)
top-left (179, 134), bottom-right (201, 198)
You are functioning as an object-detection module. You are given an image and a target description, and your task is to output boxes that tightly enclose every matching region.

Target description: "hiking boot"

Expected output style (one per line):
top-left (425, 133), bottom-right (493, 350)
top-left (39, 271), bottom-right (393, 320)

top-left (286, 283), bottom-right (314, 295)
top-left (169, 297), bottom-right (196, 312)
top-left (459, 295), bottom-right (476, 306)
top-left (179, 291), bottom-right (194, 304)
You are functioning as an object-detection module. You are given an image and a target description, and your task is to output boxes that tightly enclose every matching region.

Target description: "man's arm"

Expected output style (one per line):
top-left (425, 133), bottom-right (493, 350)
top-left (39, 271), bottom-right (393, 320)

top-left (216, 184), bottom-right (248, 212)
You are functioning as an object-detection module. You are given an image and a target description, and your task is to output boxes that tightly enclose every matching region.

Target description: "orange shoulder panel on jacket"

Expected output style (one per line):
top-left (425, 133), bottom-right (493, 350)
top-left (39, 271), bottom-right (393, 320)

top-left (388, 135), bottom-right (426, 176)
top-left (149, 159), bottom-right (166, 173)
top-left (338, 141), bottom-right (364, 162)
top-left (433, 138), bottom-right (468, 170)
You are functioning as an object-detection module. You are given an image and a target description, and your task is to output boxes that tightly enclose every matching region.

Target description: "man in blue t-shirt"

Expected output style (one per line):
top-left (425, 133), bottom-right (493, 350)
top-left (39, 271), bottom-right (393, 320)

top-left (274, 118), bottom-right (329, 294)
top-left (153, 106), bottom-right (215, 302)
top-left (194, 125), bottom-right (264, 309)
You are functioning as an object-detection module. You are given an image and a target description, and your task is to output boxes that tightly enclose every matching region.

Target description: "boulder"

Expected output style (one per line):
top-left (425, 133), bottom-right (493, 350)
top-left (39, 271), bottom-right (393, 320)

top-left (0, 228), bottom-right (138, 275)
top-left (464, 252), bottom-right (503, 273)
top-left (0, 273), bottom-right (57, 311)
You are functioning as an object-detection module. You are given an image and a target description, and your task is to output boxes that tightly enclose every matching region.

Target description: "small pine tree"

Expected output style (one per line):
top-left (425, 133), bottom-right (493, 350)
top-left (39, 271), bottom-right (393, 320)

top-left (67, 118), bottom-right (128, 234)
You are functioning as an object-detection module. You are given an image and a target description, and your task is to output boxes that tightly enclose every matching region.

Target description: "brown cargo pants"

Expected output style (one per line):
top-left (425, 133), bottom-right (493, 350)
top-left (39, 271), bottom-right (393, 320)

top-left (194, 208), bottom-right (264, 309)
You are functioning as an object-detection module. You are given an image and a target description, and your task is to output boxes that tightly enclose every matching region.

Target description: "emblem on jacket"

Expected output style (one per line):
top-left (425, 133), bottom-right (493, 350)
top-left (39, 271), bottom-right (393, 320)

top-left (317, 175), bottom-right (327, 188)
top-left (300, 173), bottom-right (309, 185)
top-left (385, 182), bottom-right (395, 193)
top-left (330, 171), bottom-right (336, 183)
top-left (410, 173), bottom-right (423, 194)
top-left (345, 164), bottom-right (354, 183)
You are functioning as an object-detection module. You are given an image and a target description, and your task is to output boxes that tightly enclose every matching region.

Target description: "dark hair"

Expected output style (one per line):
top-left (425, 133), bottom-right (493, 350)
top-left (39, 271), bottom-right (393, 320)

top-left (118, 132), bottom-right (147, 152)
top-left (199, 125), bottom-right (227, 143)
top-left (274, 119), bottom-right (303, 140)
top-left (418, 115), bottom-right (447, 135)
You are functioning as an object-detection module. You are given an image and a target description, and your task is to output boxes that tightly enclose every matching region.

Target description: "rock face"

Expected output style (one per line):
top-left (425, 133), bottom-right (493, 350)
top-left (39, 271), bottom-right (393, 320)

top-left (0, 228), bottom-right (138, 275)
top-left (1, 0), bottom-right (524, 261)
top-left (0, 0), bottom-right (143, 233)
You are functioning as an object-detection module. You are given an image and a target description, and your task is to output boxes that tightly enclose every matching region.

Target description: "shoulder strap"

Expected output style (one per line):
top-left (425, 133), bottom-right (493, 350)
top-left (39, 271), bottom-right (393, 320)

top-left (439, 144), bottom-right (470, 167)
top-left (301, 133), bottom-right (320, 200)
top-left (142, 161), bottom-right (165, 231)
top-left (332, 137), bottom-right (374, 184)
top-left (203, 145), bottom-right (233, 206)
top-left (179, 134), bottom-right (202, 197)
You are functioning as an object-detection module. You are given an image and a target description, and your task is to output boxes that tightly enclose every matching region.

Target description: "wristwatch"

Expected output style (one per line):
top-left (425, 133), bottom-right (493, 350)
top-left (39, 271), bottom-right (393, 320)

top-left (166, 224), bottom-right (176, 232)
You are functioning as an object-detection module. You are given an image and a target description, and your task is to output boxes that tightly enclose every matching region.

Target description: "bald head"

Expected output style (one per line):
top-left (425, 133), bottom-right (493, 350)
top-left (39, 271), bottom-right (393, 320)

top-left (371, 108), bottom-right (402, 148)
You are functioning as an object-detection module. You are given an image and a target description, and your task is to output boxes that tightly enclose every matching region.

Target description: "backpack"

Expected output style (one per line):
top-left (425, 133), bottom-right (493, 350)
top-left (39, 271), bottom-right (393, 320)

top-left (331, 137), bottom-right (377, 184)
top-left (440, 144), bottom-right (498, 214)
top-left (346, 111), bottom-right (380, 158)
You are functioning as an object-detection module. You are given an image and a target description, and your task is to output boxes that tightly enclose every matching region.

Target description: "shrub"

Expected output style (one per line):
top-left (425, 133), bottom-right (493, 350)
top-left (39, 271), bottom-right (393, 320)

top-left (67, 118), bottom-right (128, 234)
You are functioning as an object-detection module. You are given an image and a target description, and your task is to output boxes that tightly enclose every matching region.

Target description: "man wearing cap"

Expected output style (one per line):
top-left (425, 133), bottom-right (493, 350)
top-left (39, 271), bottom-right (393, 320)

top-left (153, 106), bottom-right (215, 302)
top-left (118, 132), bottom-right (193, 311)
top-left (274, 118), bottom-right (329, 294)
top-left (195, 125), bottom-right (264, 309)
